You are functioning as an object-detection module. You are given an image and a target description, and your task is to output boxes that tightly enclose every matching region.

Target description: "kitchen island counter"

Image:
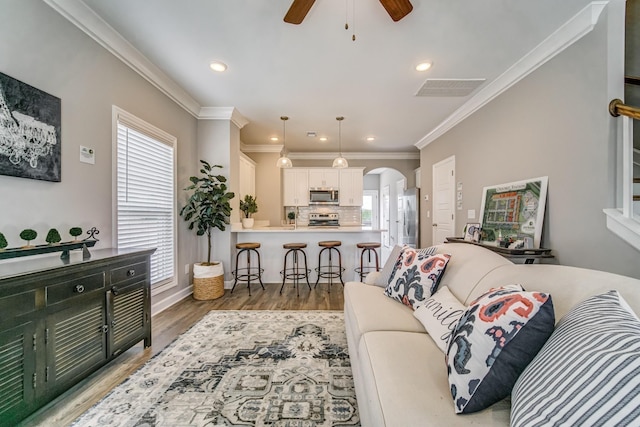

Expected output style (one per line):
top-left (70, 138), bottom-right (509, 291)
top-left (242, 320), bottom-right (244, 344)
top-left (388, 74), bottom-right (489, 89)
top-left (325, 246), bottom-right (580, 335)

top-left (231, 225), bottom-right (384, 284)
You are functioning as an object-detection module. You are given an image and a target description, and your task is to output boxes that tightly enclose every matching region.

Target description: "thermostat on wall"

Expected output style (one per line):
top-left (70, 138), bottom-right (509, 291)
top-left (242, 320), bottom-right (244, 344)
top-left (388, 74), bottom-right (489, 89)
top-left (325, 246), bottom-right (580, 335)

top-left (80, 145), bottom-right (95, 165)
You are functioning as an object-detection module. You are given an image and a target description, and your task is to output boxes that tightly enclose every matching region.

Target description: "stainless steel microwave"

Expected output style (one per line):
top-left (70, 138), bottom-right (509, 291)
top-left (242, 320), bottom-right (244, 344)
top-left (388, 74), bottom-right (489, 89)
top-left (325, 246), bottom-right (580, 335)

top-left (309, 188), bottom-right (339, 205)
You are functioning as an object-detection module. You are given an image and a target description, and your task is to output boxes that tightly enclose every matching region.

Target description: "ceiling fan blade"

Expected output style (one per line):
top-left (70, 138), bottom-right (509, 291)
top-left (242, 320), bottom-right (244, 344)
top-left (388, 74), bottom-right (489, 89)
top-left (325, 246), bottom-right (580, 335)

top-left (284, 0), bottom-right (316, 24)
top-left (379, 0), bottom-right (413, 22)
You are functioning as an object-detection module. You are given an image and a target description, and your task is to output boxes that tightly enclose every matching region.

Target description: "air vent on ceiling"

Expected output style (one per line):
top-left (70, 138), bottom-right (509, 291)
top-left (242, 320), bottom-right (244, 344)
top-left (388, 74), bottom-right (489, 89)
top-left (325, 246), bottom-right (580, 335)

top-left (415, 78), bottom-right (486, 97)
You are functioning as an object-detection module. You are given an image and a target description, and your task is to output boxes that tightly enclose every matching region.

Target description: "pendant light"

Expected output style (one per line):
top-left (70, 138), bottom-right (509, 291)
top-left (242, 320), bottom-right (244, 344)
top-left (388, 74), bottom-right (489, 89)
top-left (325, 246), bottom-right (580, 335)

top-left (276, 116), bottom-right (293, 168)
top-left (332, 116), bottom-right (349, 168)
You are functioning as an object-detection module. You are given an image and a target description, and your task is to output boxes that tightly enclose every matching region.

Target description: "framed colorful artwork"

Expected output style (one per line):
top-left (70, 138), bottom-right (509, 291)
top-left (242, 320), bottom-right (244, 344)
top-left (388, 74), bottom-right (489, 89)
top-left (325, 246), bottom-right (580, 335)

top-left (479, 176), bottom-right (548, 249)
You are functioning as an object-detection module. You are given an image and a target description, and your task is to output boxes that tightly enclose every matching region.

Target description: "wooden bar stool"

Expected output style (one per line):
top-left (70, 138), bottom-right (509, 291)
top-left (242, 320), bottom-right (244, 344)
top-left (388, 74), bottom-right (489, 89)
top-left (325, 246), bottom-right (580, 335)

top-left (355, 242), bottom-right (381, 280)
top-left (280, 243), bottom-right (311, 296)
top-left (231, 242), bottom-right (265, 296)
top-left (314, 240), bottom-right (345, 293)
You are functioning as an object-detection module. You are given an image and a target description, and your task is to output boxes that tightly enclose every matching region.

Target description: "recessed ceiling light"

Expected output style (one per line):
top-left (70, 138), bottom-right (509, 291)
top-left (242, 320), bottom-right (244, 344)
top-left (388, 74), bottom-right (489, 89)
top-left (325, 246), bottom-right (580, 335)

top-left (319, 137), bottom-right (328, 141)
top-left (209, 61), bottom-right (227, 72)
top-left (270, 137), bottom-right (279, 141)
top-left (366, 137), bottom-right (375, 141)
top-left (415, 61), bottom-right (432, 72)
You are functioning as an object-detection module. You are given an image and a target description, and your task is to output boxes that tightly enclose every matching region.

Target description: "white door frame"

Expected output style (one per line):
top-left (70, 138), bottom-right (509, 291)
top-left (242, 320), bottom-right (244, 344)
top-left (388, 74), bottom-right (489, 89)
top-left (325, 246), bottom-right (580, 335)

top-left (382, 185), bottom-right (390, 247)
top-left (363, 190), bottom-right (379, 228)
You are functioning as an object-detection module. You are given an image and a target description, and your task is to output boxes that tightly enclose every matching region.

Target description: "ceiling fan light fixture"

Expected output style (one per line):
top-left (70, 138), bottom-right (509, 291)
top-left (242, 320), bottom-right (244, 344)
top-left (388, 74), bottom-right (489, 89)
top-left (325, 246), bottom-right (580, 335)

top-left (332, 116), bottom-right (348, 168)
top-left (416, 61), bottom-right (432, 72)
top-left (209, 61), bottom-right (227, 72)
top-left (276, 116), bottom-right (293, 168)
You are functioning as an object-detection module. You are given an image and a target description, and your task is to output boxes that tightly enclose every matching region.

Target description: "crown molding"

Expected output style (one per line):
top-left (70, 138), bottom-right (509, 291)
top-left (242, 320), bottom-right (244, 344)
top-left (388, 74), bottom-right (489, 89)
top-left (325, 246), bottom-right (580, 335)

top-left (239, 144), bottom-right (420, 159)
top-left (289, 151), bottom-right (420, 160)
top-left (199, 107), bottom-right (249, 128)
top-left (44, 0), bottom-right (202, 117)
top-left (241, 143), bottom-right (283, 153)
top-left (415, 1), bottom-right (608, 149)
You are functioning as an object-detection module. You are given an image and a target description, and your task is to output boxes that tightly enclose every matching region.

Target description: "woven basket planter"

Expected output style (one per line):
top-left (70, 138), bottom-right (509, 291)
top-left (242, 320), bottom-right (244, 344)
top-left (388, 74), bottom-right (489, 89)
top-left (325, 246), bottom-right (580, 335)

top-left (193, 262), bottom-right (224, 300)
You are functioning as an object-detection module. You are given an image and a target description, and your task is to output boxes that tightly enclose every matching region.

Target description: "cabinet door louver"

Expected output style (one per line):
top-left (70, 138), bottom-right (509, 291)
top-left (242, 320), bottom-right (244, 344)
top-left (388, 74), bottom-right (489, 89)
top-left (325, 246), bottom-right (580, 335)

top-left (0, 323), bottom-right (35, 425)
top-left (112, 287), bottom-right (145, 352)
top-left (49, 301), bottom-right (106, 388)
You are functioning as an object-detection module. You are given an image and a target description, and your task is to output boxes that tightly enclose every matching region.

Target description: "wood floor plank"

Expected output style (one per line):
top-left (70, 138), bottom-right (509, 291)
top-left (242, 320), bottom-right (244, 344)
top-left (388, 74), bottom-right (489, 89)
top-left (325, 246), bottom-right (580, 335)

top-left (21, 283), bottom-right (344, 427)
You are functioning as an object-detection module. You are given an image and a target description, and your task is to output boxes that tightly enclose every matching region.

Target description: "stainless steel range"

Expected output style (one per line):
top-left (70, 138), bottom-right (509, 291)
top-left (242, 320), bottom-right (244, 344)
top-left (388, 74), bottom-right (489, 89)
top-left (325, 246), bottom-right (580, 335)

top-left (308, 212), bottom-right (340, 227)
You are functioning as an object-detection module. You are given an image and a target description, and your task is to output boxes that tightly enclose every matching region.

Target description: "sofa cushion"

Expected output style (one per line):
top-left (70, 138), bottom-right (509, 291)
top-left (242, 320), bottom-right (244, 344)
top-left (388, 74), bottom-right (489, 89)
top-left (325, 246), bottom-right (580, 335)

top-left (384, 249), bottom-right (451, 309)
top-left (434, 243), bottom-right (513, 304)
top-left (511, 290), bottom-right (640, 427)
top-left (446, 285), bottom-right (554, 414)
top-left (344, 282), bottom-right (426, 346)
top-left (357, 331), bottom-right (510, 427)
top-left (413, 286), bottom-right (466, 353)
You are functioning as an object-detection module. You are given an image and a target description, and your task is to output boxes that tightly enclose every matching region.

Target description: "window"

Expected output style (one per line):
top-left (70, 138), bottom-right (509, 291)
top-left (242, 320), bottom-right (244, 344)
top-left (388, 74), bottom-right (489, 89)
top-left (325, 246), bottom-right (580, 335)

top-left (362, 190), bottom-right (379, 227)
top-left (113, 107), bottom-right (177, 293)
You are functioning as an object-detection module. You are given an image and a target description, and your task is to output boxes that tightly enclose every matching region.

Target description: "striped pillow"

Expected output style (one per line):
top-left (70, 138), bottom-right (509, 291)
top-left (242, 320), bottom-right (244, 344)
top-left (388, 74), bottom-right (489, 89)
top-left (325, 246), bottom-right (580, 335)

top-left (511, 290), bottom-right (640, 427)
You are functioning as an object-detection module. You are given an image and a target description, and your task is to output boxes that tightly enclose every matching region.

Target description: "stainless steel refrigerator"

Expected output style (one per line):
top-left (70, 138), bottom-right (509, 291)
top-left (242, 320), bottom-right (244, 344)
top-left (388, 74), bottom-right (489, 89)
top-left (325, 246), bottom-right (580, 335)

top-left (402, 188), bottom-right (419, 248)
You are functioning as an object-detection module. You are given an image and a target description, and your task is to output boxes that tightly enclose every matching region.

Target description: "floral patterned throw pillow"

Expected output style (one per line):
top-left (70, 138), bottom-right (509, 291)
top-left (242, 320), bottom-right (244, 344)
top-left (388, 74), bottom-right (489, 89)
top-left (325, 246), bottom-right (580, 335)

top-left (383, 248), bottom-right (451, 309)
top-left (445, 284), bottom-right (554, 414)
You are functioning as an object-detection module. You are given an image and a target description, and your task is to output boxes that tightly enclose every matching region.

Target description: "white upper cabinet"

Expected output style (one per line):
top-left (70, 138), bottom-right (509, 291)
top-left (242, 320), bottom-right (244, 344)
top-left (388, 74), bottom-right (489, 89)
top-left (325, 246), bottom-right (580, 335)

top-left (339, 168), bottom-right (364, 206)
top-left (239, 154), bottom-right (256, 199)
top-left (308, 168), bottom-right (340, 188)
top-left (282, 168), bottom-right (309, 206)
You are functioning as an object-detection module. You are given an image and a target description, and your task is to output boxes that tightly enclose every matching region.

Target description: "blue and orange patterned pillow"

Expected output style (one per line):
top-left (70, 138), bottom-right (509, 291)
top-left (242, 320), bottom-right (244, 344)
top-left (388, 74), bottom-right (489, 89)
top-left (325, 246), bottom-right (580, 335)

top-left (383, 247), bottom-right (451, 309)
top-left (445, 284), bottom-right (554, 414)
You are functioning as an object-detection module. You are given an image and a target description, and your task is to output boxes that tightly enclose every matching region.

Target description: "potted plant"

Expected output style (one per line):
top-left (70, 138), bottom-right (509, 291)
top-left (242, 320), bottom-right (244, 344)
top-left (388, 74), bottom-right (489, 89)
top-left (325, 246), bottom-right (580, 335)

top-left (239, 195), bottom-right (258, 229)
top-left (46, 228), bottom-right (62, 245)
top-left (69, 227), bottom-right (83, 242)
top-left (20, 229), bottom-right (37, 248)
top-left (180, 160), bottom-right (235, 300)
top-left (0, 232), bottom-right (7, 251)
top-left (287, 211), bottom-right (296, 225)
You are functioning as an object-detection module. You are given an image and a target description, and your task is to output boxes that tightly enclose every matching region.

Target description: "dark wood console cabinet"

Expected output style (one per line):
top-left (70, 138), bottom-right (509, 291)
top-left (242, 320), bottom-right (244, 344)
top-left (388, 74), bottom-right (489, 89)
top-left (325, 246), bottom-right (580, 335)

top-left (0, 248), bottom-right (155, 426)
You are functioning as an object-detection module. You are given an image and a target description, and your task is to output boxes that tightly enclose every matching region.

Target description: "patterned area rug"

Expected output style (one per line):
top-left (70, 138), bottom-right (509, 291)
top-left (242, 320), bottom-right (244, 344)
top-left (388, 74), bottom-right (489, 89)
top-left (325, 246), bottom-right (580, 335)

top-left (73, 311), bottom-right (360, 427)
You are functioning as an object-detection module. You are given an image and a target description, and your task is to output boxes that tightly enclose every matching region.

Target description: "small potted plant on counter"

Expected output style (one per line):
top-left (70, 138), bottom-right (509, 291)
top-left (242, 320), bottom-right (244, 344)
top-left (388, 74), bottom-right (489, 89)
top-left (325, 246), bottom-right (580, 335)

top-left (0, 232), bottom-right (7, 251)
top-left (287, 211), bottom-right (296, 225)
top-left (239, 195), bottom-right (258, 229)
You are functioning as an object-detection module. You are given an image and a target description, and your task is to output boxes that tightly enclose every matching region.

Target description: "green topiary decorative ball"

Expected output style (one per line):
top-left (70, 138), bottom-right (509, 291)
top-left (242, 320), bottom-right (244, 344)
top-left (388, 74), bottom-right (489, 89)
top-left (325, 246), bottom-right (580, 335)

top-left (46, 228), bottom-right (62, 244)
top-left (20, 229), bottom-right (38, 246)
top-left (0, 232), bottom-right (7, 250)
top-left (69, 227), bottom-right (83, 240)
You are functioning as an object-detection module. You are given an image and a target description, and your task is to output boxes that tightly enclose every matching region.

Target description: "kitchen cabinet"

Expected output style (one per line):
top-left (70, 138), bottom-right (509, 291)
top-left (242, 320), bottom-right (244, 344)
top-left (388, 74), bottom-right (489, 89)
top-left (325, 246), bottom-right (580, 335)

top-left (0, 248), bottom-right (154, 426)
top-left (239, 154), bottom-right (256, 199)
top-left (282, 168), bottom-right (309, 206)
top-left (339, 168), bottom-right (364, 206)
top-left (308, 168), bottom-right (339, 188)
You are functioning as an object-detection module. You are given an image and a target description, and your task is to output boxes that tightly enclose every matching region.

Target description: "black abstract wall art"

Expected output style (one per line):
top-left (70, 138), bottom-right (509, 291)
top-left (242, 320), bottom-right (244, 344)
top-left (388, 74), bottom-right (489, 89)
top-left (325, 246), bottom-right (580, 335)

top-left (0, 71), bottom-right (61, 182)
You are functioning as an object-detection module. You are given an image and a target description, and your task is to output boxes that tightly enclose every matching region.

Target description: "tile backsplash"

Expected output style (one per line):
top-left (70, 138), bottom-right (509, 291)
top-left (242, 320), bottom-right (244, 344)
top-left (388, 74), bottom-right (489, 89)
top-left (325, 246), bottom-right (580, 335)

top-left (284, 206), bottom-right (362, 226)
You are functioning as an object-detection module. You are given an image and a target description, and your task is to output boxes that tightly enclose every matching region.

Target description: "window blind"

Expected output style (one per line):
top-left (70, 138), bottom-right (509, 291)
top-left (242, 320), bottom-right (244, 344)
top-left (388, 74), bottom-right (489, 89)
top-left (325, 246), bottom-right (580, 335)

top-left (116, 121), bottom-right (175, 288)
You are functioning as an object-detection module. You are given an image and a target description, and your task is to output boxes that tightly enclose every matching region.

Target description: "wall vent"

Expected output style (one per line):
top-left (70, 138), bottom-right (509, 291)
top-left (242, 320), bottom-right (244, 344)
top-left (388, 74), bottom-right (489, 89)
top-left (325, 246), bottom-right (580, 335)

top-left (415, 78), bottom-right (486, 97)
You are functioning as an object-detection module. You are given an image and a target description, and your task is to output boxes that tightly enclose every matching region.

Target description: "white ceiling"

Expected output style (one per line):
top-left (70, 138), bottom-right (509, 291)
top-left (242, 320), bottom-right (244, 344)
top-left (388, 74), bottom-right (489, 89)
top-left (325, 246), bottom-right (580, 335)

top-left (55, 0), bottom-right (594, 154)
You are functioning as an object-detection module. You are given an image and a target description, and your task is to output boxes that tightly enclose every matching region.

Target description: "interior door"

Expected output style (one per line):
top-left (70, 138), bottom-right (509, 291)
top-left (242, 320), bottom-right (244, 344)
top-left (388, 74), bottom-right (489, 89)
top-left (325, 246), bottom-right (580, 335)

top-left (432, 156), bottom-right (455, 245)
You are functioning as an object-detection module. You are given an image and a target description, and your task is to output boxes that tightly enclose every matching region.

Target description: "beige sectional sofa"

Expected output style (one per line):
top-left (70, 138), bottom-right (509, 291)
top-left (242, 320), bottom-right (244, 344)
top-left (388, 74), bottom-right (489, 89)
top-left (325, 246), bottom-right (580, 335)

top-left (344, 243), bottom-right (640, 427)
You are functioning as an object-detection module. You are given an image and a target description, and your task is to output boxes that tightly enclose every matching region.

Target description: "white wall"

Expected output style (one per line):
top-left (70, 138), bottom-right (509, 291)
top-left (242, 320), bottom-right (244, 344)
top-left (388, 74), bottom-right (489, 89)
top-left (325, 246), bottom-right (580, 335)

top-left (0, 0), bottom-right (200, 303)
top-left (420, 6), bottom-right (640, 279)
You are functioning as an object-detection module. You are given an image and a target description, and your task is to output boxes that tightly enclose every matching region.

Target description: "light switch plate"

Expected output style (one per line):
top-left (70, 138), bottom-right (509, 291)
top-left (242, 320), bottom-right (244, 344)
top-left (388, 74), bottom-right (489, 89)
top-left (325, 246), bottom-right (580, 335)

top-left (467, 209), bottom-right (476, 219)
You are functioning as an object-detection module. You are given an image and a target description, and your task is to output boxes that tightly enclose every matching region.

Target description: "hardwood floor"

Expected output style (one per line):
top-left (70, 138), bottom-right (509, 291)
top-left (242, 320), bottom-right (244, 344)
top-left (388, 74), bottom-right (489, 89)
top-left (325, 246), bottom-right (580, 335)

top-left (21, 283), bottom-right (345, 427)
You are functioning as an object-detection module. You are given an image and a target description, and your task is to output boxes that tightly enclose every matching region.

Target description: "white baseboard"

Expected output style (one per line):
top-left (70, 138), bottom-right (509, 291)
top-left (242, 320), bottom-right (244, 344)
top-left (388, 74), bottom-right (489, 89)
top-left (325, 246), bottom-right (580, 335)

top-left (151, 285), bottom-right (193, 317)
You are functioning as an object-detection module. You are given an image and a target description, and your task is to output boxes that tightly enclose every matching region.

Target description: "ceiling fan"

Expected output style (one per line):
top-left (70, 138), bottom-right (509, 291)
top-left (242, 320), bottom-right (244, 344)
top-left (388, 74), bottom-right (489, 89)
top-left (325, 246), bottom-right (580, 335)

top-left (284, 0), bottom-right (413, 24)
